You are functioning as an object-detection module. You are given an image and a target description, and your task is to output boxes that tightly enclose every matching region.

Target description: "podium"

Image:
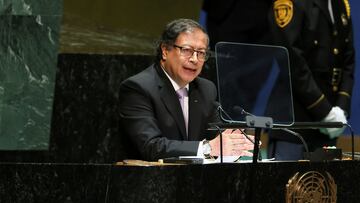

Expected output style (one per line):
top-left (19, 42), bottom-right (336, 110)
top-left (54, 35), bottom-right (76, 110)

top-left (0, 161), bottom-right (359, 202)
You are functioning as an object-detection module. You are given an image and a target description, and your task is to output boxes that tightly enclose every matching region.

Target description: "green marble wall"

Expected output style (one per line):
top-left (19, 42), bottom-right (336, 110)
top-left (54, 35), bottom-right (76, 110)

top-left (0, 0), bottom-right (62, 149)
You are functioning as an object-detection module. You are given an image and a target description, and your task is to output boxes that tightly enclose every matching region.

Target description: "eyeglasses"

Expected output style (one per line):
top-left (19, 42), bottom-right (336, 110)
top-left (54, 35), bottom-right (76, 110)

top-left (173, 44), bottom-right (209, 61)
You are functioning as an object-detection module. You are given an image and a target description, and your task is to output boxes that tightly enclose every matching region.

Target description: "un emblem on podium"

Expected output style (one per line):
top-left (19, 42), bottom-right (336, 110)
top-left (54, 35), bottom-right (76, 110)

top-left (286, 171), bottom-right (337, 203)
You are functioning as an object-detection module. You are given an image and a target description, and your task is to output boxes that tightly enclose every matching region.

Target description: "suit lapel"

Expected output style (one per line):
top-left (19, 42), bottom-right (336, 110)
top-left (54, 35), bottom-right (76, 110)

top-left (155, 65), bottom-right (188, 140)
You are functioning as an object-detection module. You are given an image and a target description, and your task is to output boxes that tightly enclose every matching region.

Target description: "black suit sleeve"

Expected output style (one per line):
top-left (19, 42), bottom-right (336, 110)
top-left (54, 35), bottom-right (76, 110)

top-left (336, 18), bottom-right (355, 116)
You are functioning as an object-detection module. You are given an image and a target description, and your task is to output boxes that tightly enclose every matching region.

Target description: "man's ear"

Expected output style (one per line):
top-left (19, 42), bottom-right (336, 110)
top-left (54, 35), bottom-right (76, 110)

top-left (161, 44), bottom-right (169, 60)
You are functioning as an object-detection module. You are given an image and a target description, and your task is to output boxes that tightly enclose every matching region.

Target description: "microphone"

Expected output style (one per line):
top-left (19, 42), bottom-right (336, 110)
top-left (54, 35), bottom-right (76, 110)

top-left (215, 104), bottom-right (254, 144)
top-left (232, 105), bottom-right (251, 116)
top-left (213, 103), bottom-right (260, 162)
top-left (231, 105), bottom-right (309, 154)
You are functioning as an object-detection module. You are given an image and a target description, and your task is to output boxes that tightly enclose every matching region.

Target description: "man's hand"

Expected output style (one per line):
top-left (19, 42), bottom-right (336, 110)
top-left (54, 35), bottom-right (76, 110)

top-left (209, 129), bottom-right (255, 157)
top-left (320, 106), bottom-right (347, 139)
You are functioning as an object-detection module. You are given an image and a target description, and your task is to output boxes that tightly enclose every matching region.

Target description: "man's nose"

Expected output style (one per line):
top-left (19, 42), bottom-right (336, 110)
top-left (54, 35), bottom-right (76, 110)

top-left (189, 51), bottom-right (199, 63)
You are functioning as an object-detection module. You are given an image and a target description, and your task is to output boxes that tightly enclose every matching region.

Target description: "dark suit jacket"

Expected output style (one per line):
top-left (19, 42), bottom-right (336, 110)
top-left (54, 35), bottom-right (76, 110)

top-left (119, 64), bottom-right (219, 161)
top-left (269, 0), bottom-right (355, 144)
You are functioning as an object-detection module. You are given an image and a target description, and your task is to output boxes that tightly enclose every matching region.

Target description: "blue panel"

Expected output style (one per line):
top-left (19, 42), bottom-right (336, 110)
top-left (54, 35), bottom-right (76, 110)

top-left (346, 0), bottom-right (360, 135)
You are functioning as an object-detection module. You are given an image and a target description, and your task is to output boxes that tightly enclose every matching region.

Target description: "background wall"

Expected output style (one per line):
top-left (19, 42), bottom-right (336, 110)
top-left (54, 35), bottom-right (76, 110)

top-left (60, 0), bottom-right (203, 54)
top-left (0, 1), bottom-right (62, 150)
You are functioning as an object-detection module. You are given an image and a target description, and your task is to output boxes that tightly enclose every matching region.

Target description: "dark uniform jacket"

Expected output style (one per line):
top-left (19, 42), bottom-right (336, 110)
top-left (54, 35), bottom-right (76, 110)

top-left (203, 0), bottom-right (273, 49)
top-left (119, 64), bottom-right (219, 161)
top-left (269, 0), bottom-right (355, 144)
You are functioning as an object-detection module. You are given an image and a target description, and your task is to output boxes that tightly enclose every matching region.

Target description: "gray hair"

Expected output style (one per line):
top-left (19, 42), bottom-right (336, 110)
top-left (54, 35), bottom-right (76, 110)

top-left (155, 18), bottom-right (209, 63)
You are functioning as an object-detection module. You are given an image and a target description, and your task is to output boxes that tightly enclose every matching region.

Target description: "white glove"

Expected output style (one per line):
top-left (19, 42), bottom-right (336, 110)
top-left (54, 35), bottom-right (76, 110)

top-left (319, 106), bottom-right (347, 139)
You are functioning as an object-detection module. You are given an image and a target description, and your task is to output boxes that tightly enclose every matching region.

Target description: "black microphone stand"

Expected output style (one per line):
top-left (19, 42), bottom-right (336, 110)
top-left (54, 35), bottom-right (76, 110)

top-left (214, 105), bottom-right (273, 163)
top-left (210, 116), bottom-right (273, 163)
top-left (245, 115), bottom-right (273, 163)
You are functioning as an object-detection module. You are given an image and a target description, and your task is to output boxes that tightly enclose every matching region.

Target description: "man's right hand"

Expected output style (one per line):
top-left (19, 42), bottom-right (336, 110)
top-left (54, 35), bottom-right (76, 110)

top-left (209, 129), bottom-right (254, 157)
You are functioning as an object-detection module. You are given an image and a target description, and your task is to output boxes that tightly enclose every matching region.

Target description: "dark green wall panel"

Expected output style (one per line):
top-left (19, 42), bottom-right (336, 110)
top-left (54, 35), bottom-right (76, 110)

top-left (0, 1), bottom-right (62, 149)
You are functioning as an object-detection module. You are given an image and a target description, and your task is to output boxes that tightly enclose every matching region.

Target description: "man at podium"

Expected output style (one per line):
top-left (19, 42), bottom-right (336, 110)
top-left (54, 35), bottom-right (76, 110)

top-left (119, 19), bottom-right (254, 161)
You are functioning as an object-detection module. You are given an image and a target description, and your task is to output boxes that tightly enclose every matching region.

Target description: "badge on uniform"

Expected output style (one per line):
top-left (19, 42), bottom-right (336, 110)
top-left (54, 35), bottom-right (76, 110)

top-left (274, 0), bottom-right (293, 28)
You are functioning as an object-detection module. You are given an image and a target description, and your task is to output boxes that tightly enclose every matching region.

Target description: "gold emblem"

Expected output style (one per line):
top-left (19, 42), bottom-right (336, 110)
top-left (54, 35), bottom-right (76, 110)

top-left (274, 0), bottom-right (293, 28)
top-left (341, 13), bottom-right (348, 26)
top-left (286, 171), bottom-right (337, 203)
top-left (343, 0), bottom-right (351, 18)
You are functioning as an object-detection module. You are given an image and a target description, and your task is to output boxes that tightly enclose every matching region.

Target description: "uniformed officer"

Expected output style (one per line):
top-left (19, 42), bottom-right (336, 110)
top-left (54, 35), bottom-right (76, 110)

top-left (268, 0), bottom-right (355, 160)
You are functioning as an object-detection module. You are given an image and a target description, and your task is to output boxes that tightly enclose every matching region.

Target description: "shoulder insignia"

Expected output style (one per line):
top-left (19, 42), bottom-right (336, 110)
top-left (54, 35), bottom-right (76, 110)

top-left (343, 0), bottom-right (351, 18)
top-left (274, 0), bottom-right (293, 28)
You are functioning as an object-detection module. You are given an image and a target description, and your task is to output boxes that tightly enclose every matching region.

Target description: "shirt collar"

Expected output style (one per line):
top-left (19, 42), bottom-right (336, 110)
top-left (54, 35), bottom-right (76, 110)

top-left (160, 65), bottom-right (189, 92)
